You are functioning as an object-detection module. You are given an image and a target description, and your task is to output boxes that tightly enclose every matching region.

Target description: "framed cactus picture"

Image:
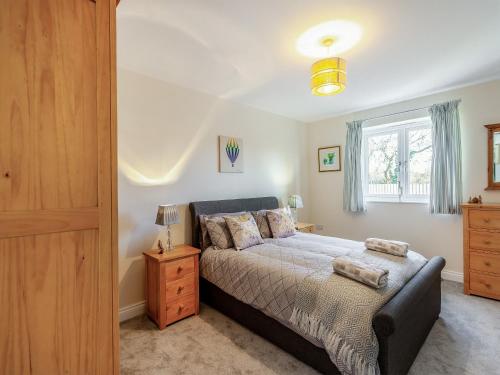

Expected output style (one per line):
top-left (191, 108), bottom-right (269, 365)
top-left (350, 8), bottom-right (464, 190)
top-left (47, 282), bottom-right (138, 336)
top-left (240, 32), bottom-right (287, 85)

top-left (219, 136), bottom-right (244, 173)
top-left (318, 145), bottom-right (341, 172)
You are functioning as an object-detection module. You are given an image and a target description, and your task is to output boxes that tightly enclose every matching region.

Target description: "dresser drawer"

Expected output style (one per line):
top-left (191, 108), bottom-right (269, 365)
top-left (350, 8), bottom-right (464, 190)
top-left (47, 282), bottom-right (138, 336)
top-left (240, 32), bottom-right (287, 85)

top-left (165, 274), bottom-right (195, 302)
top-left (469, 209), bottom-right (500, 230)
top-left (165, 256), bottom-right (195, 281)
top-left (166, 294), bottom-right (196, 325)
top-left (470, 252), bottom-right (500, 275)
top-left (470, 272), bottom-right (500, 297)
top-left (469, 231), bottom-right (500, 253)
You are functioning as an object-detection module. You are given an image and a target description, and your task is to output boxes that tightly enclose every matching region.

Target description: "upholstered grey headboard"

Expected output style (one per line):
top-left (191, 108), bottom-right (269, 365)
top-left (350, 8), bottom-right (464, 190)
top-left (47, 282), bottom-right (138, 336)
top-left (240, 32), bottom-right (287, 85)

top-left (189, 196), bottom-right (279, 249)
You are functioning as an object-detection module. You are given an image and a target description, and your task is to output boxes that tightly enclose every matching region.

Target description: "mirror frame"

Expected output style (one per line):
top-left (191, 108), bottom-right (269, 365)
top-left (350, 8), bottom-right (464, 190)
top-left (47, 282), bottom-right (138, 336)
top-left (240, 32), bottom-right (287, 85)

top-left (485, 123), bottom-right (500, 190)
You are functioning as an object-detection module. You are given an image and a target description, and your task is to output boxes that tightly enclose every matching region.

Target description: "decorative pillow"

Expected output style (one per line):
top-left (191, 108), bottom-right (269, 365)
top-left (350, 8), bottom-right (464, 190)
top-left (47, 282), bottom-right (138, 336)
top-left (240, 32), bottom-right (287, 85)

top-left (199, 215), bottom-right (212, 250)
top-left (205, 216), bottom-right (234, 249)
top-left (224, 213), bottom-right (264, 250)
top-left (199, 211), bottom-right (245, 250)
top-left (251, 210), bottom-right (272, 239)
top-left (267, 209), bottom-right (296, 238)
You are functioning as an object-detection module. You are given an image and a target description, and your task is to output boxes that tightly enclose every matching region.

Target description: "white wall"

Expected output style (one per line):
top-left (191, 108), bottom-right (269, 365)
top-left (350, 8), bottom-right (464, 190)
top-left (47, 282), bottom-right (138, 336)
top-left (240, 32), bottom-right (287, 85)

top-left (118, 68), bottom-right (309, 309)
top-left (307, 79), bottom-right (500, 281)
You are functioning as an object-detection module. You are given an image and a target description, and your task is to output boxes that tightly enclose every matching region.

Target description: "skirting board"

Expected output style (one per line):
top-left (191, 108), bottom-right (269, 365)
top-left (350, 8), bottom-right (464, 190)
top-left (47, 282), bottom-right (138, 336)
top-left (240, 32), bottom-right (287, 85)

top-left (441, 269), bottom-right (464, 283)
top-left (119, 300), bottom-right (145, 322)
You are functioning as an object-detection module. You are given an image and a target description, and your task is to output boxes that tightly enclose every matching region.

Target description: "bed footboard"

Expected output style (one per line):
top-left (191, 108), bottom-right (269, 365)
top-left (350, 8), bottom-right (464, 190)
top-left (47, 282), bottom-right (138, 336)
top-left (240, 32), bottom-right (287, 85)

top-left (373, 256), bottom-right (446, 375)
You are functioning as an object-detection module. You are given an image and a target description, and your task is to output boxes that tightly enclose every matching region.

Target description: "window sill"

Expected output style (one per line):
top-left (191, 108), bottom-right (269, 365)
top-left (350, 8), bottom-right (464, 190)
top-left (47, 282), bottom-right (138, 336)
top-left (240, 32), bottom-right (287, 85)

top-left (365, 197), bottom-right (429, 205)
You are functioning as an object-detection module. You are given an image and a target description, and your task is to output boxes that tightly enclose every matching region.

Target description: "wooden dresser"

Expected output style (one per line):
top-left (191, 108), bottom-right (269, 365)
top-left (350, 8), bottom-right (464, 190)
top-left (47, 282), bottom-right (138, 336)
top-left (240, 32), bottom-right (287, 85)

top-left (144, 245), bottom-right (201, 329)
top-left (462, 204), bottom-right (500, 300)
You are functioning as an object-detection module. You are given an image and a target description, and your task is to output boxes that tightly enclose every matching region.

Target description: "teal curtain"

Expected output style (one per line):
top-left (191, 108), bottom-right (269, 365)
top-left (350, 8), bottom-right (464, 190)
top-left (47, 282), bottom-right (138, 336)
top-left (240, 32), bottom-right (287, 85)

top-left (429, 100), bottom-right (463, 214)
top-left (343, 120), bottom-right (365, 212)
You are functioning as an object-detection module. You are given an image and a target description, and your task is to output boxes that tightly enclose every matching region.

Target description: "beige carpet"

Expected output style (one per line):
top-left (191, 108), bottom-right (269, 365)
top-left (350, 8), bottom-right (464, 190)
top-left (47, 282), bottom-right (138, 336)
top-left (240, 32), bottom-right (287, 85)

top-left (120, 281), bottom-right (500, 375)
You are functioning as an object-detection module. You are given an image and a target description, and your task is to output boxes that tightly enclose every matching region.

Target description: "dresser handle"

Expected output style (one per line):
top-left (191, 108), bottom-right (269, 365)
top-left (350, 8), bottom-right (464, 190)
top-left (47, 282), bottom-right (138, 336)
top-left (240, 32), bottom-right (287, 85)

top-left (484, 240), bottom-right (492, 245)
top-left (484, 261), bottom-right (491, 267)
top-left (177, 305), bottom-right (184, 314)
top-left (177, 286), bottom-right (184, 294)
top-left (484, 218), bottom-right (491, 223)
top-left (177, 266), bottom-right (183, 273)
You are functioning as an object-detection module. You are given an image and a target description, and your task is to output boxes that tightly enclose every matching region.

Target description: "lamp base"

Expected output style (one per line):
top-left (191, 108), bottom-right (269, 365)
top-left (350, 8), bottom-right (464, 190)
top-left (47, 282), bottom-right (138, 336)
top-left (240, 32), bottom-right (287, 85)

top-left (291, 208), bottom-right (298, 224)
top-left (166, 225), bottom-right (174, 251)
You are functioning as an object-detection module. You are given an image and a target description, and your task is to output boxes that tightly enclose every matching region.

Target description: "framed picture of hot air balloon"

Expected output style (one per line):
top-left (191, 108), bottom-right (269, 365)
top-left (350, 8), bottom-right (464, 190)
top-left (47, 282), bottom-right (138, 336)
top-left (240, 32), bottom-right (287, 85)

top-left (219, 136), bottom-right (244, 173)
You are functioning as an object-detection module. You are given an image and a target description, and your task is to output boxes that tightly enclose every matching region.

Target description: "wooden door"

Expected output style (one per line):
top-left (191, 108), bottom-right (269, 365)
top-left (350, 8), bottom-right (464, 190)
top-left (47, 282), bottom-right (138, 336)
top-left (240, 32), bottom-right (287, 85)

top-left (0, 0), bottom-right (118, 374)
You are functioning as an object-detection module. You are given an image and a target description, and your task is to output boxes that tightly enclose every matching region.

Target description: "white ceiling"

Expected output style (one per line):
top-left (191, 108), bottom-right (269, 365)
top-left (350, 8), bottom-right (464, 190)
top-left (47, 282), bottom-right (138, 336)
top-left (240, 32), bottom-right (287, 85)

top-left (117, 0), bottom-right (500, 122)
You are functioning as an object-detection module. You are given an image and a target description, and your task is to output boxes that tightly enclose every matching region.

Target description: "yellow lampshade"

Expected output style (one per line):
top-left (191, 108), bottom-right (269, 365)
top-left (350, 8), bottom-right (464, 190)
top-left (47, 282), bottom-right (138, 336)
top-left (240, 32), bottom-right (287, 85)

top-left (311, 57), bottom-right (346, 96)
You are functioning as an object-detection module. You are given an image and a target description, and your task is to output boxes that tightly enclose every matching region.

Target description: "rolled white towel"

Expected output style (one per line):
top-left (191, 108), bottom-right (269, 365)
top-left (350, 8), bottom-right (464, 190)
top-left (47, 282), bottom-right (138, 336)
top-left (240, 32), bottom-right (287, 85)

top-left (365, 238), bottom-right (409, 257)
top-left (332, 256), bottom-right (389, 289)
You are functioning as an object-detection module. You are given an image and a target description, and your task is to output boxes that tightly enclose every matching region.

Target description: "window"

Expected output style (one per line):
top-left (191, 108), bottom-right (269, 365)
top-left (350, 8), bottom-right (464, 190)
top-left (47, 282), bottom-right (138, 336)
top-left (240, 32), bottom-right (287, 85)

top-left (363, 118), bottom-right (432, 202)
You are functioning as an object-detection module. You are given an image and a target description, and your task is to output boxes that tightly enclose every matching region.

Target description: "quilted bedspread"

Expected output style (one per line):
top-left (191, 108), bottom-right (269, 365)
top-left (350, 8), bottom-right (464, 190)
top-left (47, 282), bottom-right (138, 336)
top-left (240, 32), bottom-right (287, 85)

top-left (200, 232), bottom-right (427, 375)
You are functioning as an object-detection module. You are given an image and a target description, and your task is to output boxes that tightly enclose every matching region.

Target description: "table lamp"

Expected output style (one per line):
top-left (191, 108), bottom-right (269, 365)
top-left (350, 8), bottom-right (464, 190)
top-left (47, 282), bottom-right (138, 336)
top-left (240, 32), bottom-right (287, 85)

top-left (155, 204), bottom-right (180, 253)
top-left (288, 194), bottom-right (303, 223)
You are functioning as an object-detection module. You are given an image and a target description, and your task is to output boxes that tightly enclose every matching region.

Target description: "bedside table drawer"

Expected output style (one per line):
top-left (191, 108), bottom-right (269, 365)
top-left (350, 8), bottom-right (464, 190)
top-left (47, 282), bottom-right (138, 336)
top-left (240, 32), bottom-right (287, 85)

top-left (165, 256), bottom-right (195, 281)
top-left (166, 294), bottom-right (196, 325)
top-left (165, 274), bottom-right (195, 302)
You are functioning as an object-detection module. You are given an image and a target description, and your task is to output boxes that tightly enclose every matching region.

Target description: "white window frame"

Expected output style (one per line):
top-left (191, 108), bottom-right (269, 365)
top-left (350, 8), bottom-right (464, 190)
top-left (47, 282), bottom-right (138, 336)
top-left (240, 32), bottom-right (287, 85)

top-left (362, 117), bottom-right (432, 203)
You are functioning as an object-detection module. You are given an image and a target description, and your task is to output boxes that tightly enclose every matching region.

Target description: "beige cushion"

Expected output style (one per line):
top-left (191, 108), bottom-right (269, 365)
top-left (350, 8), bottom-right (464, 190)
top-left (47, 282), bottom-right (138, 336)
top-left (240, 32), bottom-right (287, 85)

top-left (205, 216), bottom-right (234, 249)
top-left (224, 213), bottom-right (264, 250)
top-left (200, 211), bottom-right (245, 250)
top-left (251, 210), bottom-right (272, 239)
top-left (267, 209), bottom-right (296, 238)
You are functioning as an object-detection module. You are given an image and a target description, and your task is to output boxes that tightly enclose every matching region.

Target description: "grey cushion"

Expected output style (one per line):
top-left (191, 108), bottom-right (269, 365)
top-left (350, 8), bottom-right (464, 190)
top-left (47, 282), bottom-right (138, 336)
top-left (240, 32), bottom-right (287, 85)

top-left (251, 210), bottom-right (272, 239)
top-left (205, 216), bottom-right (234, 249)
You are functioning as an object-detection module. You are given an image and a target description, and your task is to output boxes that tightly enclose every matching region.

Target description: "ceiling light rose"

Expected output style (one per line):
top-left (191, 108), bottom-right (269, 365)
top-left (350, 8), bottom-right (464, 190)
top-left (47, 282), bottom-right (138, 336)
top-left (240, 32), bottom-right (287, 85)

top-left (311, 57), bottom-right (346, 96)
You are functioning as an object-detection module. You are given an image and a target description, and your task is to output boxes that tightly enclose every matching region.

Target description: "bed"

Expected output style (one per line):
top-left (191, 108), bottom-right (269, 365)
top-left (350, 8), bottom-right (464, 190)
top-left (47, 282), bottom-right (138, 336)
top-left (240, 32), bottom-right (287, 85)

top-left (189, 197), bottom-right (445, 375)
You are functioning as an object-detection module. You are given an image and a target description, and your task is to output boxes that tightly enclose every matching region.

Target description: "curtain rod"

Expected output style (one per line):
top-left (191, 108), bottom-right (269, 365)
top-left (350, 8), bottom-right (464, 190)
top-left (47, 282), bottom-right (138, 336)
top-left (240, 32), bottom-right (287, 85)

top-left (360, 105), bottom-right (430, 123)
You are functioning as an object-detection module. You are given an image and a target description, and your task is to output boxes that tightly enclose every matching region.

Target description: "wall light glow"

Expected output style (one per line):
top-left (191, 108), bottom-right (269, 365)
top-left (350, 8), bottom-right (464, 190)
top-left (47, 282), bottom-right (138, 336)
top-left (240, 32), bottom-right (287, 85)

top-left (118, 99), bottom-right (224, 187)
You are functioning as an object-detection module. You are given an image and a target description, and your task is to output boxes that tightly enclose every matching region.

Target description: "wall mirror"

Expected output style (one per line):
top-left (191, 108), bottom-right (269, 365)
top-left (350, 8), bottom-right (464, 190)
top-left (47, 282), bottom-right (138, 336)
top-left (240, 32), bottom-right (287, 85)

top-left (486, 123), bottom-right (500, 190)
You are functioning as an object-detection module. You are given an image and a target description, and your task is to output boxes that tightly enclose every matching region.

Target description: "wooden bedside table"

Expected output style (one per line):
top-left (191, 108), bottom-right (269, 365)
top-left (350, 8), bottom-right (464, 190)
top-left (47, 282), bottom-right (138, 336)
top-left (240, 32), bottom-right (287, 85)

top-left (144, 245), bottom-right (201, 329)
top-left (296, 222), bottom-right (315, 233)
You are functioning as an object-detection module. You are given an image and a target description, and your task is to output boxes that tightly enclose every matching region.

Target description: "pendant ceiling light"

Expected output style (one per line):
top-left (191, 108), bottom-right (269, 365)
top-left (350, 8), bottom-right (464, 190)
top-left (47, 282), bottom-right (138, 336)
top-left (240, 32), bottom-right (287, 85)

top-left (296, 21), bottom-right (362, 97)
top-left (310, 38), bottom-right (346, 96)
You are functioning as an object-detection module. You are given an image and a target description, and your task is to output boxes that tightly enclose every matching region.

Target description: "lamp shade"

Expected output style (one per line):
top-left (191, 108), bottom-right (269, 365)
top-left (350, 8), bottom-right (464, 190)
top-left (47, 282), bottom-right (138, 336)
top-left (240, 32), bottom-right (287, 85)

top-left (311, 57), bottom-right (346, 96)
top-left (288, 195), bottom-right (304, 209)
top-left (155, 204), bottom-right (180, 226)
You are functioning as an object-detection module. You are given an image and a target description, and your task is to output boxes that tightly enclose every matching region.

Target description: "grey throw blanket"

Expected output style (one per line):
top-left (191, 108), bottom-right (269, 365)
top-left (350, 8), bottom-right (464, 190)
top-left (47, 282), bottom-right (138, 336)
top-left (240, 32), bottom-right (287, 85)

top-left (200, 233), bottom-right (427, 375)
top-left (289, 237), bottom-right (425, 375)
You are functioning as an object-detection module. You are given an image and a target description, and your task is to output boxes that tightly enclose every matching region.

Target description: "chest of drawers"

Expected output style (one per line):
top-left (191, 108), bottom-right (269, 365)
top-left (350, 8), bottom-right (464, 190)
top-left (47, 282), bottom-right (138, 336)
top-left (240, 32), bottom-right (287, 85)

top-left (144, 245), bottom-right (201, 329)
top-left (462, 204), bottom-right (500, 300)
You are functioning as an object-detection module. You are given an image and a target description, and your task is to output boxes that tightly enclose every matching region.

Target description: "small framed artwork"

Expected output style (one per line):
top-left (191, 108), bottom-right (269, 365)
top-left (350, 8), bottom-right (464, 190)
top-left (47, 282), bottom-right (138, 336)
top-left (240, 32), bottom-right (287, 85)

top-left (318, 146), bottom-right (341, 172)
top-left (219, 136), bottom-right (244, 173)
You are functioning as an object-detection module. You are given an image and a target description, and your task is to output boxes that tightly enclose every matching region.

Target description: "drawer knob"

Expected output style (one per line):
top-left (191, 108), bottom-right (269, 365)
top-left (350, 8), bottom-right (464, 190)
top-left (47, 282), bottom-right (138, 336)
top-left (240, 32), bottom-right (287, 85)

top-left (484, 261), bottom-right (491, 267)
top-left (177, 266), bottom-right (183, 273)
top-left (177, 305), bottom-right (184, 314)
top-left (484, 218), bottom-right (491, 223)
top-left (484, 240), bottom-right (492, 245)
top-left (177, 286), bottom-right (184, 294)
